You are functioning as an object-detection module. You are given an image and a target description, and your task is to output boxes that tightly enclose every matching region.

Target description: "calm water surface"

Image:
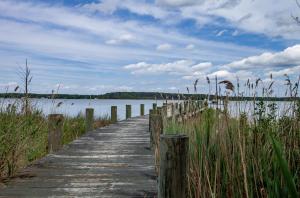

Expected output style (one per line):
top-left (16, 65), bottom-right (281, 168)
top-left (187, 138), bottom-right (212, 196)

top-left (1, 98), bottom-right (165, 120)
top-left (1, 98), bottom-right (295, 120)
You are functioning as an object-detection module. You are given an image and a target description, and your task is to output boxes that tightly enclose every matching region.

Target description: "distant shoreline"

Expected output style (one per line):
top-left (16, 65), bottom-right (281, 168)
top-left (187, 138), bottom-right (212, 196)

top-left (0, 92), bottom-right (299, 101)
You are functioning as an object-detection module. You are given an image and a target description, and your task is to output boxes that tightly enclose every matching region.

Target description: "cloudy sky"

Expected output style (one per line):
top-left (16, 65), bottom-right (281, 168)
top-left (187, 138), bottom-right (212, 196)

top-left (0, 0), bottom-right (300, 96)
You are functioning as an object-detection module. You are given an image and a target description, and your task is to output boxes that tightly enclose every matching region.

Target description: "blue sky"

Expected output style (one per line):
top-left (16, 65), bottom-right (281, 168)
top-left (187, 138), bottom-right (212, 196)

top-left (0, 0), bottom-right (300, 96)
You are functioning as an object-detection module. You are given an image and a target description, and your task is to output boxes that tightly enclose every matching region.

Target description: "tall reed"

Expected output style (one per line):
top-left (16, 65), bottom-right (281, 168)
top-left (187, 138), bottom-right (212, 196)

top-left (165, 77), bottom-right (299, 197)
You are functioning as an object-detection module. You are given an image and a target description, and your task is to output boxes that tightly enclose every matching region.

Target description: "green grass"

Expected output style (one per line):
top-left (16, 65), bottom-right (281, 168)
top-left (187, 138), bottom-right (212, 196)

top-left (0, 101), bottom-right (111, 180)
top-left (165, 101), bottom-right (299, 198)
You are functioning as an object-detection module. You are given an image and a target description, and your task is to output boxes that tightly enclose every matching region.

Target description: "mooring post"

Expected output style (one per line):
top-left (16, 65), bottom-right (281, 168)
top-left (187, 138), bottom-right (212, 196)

top-left (86, 108), bottom-right (94, 132)
top-left (149, 109), bottom-right (154, 132)
top-left (157, 107), bottom-right (162, 115)
top-left (153, 103), bottom-right (157, 110)
top-left (162, 104), bottom-right (167, 118)
top-left (111, 106), bottom-right (117, 123)
top-left (172, 103), bottom-right (175, 116)
top-left (126, 104), bottom-right (131, 119)
top-left (158, 134), bottom-right (189, 198)
top-left (150, 113), bottom-right (163, 149)
top-left (184, 101), bottom-right (188, 114)
top-left (140, 104), bottom-right (145, 116)
top-left (48, 114), bottom-right (64, 153)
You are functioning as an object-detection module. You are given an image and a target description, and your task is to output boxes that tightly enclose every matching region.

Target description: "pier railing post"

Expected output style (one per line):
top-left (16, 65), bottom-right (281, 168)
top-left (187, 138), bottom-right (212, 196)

top-left (149, 113), bottom-right (163, 149)
top-left (126, 104), bottom-right (131, 119)
top-left (111, 106), bottom-right (117, 123)
top-left (157, 107), bottom-right (162, 115)
top-left (149, 109), bottom-right (154, 132)
top-left (86, 108), bottom-right (94, 132)
top-left (153, 103), bottom-right (157, 110)
top-left (140, 104), bottom-right (145, 116)
top-left (159, 134), bottom-right (189, 198)
top-left (162, 104), bottom-right (167, 118)
top-left (48, 114), bottom-right (64, 153)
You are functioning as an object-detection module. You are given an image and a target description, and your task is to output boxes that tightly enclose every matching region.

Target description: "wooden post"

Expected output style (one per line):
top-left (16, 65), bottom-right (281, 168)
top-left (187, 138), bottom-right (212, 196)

top-left (149, 109), bottom-right (154, 132)
top-left (153, 103), bottom-right (157, 110)
top-left (157, 107), bottom-right (162, 115)
top-left (150, 114), bottom-right (163, 149)
top-left (48, 114), bottom-right (64, 153)
top-left (179, 103), bottom-right (183, 114)
top-left (159, 134), bottom-right (189, 198)
top-left (140, 104), bottom-right (145, 116)
top-left (86, 108), bottom-right (94, 132)
top-left (162, 104), bottom-right (167, 118)
top-left (171, 103), bottom-right (175, 116)
top-left (184, 101), bottom-right (188, 113)
top-left (126, 104), bottom-right (131, 119)
top-left (111, 106), bottom-right (117, 123)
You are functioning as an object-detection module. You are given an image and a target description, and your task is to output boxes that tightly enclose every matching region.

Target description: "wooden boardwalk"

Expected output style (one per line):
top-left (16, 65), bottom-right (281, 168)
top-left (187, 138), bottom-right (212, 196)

top-left (0, 116), bottom-right (157, 197)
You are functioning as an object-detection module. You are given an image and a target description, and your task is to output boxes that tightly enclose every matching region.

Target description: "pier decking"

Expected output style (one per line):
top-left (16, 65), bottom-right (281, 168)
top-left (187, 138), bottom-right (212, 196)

top-left (0, 116), bottom-right (157, 197)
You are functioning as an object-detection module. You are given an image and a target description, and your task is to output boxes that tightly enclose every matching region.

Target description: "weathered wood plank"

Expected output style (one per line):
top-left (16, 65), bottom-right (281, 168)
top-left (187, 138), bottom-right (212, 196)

top-left (0, 116), bottom-right (157, 197)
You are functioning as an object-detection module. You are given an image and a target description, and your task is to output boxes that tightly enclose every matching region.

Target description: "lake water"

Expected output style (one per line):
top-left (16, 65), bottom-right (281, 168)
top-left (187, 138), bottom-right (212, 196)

top-left (0, 98), bottom-right (295, 120)
top-left (0, 98), bottom-right (165, 120)
top-left (211, 100), bottom-right (295, 118)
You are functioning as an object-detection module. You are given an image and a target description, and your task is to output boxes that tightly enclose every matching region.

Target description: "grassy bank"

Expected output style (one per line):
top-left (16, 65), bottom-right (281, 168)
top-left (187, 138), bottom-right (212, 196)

top-left (165, 100), bottom-right (299, 197)
top-left (0, 100), bottom-right (111, 180)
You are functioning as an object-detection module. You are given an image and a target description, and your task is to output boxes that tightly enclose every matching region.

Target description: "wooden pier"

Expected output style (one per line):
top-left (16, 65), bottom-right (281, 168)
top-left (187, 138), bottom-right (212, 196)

top-left (1, 101), bottom-right (203, 197)
top-left (0, 116), bottom-right (156, 197)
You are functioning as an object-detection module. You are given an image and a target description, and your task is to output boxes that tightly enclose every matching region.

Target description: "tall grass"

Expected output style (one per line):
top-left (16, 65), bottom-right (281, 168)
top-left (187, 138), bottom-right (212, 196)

top-left (165, 77), bottom-right (299, 197)
top-left (0, 98), bottom-right (111, 180)
top-left (0, 64), bottom-right (112, 180)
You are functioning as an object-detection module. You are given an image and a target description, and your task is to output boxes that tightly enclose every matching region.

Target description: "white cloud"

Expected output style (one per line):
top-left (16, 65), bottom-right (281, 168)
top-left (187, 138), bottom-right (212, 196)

top-left (191, 62), bottom-right (212, 70)
top-left (156, 0), bottom-right (203, 7)
top-left (209, 70), bottom-right (231, 78)
top-left (124, 59), bottom-right (212, 76)
top-left (207, 70), bottom-right (254, 82)
top-left (187, 0), bottom-right (300, 39)
top-left (185, 44), bottom-right (195, 50)
top-left (0, 0), bottom-right (264, 65)
top-left (216, 29), bottom-right (227, 37)
top-left (106, 34), bottom-right (135, 45)
top-left (83, 0), bottom-right (119, 14)
top-left (0, 0), bottom-right (293, 94)
top-left (224, 45), bottom-right (300, 69)
top-left (156, 43), bottom-right (172, 51)
top-left (84, 0), bottom-right (171, 20)
top-left (85, 0), bottom-right (300, 40)
top-left (106, 39), bottom-right (118, 45)
top-left (268, 65), bottom-right (300, 78)
top-left (119, 34), bottom-right (134, 42)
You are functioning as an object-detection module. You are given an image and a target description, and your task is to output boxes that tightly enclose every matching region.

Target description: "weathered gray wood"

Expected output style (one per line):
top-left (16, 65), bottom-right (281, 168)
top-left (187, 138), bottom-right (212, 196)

top-left (140, 104), bottom-right (145, 116)
top-left (162, 104), bottom-right (167, 118)
top-left (85, 108), bottom-right (94, 132)
top-left (159, 134), bottom-right (189, 198)
top-left (0, 116), bottom-right (157, 197)
top-left (179, 103), bottom-right (183, 115)
top-left (149, 109), bottom-right (154, 143)
top-left (149, 114), bottom-right (163, 149)
top-left (126, 104), bottom-right (131, 119)
top-left (48, 114), bottom-right (64, 153)
top-left (111, 106), bottom-right (117, 123)
top-left (183, 101), bottom-right (187, 113)
top-left (157, 107), bottom-right (162, 115)
top-left (153, 103), bottom-right (157, 110)
top-left (149, 109), bottom-right (154, 132)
